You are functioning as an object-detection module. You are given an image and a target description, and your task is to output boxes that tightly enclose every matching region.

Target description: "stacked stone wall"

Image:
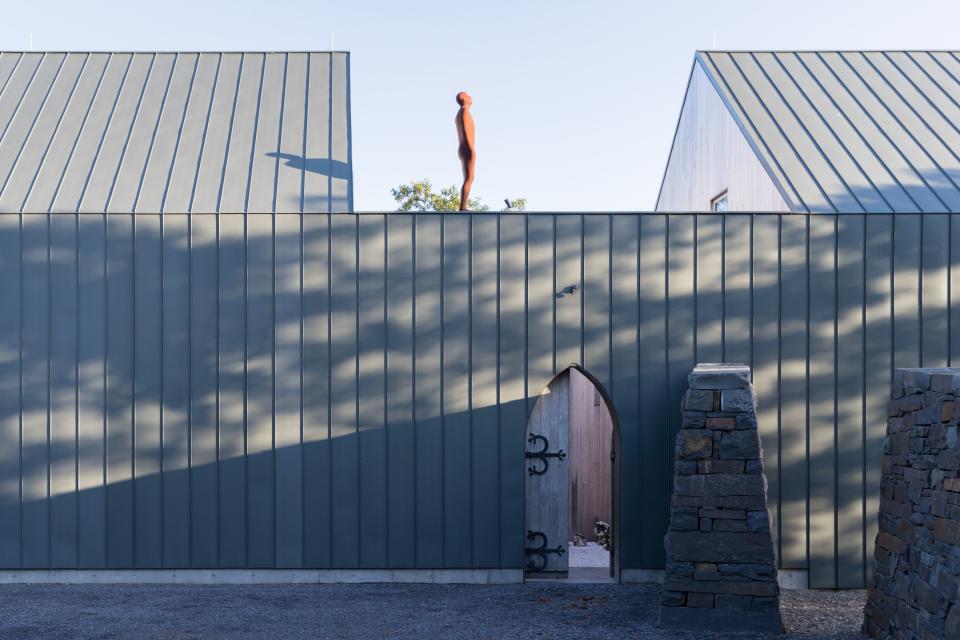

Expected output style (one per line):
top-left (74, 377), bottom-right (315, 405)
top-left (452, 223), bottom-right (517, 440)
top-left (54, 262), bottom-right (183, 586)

top-left (659, 364), bottom-right (783, 634)
top-left (864, 368), bottom-right (960, 640)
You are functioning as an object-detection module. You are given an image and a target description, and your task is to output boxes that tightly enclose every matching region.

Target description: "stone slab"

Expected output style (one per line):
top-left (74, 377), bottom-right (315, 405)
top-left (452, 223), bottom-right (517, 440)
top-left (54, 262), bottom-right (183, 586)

top-left (720, 389), bottom-right (755, 413)
top-left (719, 430), bottom-right (761, 460)
top-left (664, 579), bottom-right (779, 596)
top-left (664, 532), bottom-right (775, 564)
top-left (673, 473), bottom-right (765, 497)
top-left (685, 390), bottom-right (715, 411)
top-left (688, 364), bottom-right (751, 390)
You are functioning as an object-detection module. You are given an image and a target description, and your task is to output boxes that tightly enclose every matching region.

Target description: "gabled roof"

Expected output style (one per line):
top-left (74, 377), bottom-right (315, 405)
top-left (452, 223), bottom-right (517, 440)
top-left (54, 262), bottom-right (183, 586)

top-left (0, 52), bottom-right (352, 213)
top-left (696, 51), bottom-right (960, 212)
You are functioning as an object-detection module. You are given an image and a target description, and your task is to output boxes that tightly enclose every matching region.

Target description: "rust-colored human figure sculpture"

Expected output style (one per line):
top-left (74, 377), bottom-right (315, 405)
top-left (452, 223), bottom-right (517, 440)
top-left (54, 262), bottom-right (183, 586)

top-left (455, 91), bottom-right (476, 211)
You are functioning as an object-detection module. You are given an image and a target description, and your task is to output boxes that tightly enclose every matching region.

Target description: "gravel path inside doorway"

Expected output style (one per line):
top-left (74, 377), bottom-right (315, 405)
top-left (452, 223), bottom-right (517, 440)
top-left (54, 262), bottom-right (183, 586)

top-left (0, 582), bottom-right (866, 639)
top-left (569, 541), bottom-right (610, 567)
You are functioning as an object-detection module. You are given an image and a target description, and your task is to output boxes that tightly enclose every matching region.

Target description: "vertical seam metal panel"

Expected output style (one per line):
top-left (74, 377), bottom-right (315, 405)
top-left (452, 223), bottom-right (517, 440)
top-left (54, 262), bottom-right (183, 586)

top-left (746, 215), bottom-right (752, 369)
top-left (186, 197), bottom-right (192, 565)
top-left (46, 205), bottom-right (52, 565)
top-left (326, 54), bottom-right (332, 215)
top-left (0, 51), bottom-right (352, 214)
top-left (159, 55), bottom-right (199, 214)
top-left (772, 53), bottom-right (888, 212)
top-left (467, 212), bottom-right (474, 565)
top-left (241, 55), bottom-right (265, 215)
top-left (299, 55), bottom-right (309, 214)
top-left (743, 53), bottom-right (854, 212)
top-left (776, 213), bottom-right (783, 563)
top-left (0, 54), bottom-right (46, 152)
top-left (18, 206), bottom-right (23, 567)
top-left (73, 210), bottom-right (80, 566)
top-left (132, 55), bottom-right (176, 213)
top-left (860, 53), bottom-right (960, 193)
top-left (635, 212), bottom-right (643, 556)
top-left (495, 211), bottom-right (501, 564)
top-left (241, 205), bottom-right (248, 565)
top-left (439, 213), bottom-right (445, 564)
top-left (216, 207), bottom-right (222, 566)
top-left (664, 213), bottom-right (671, 539)
top-left (919, 214), bottom-right (924, 366)
top-left (793, 53), bottom-right (913, 212)
top-left (215, 54), bottom-right (243, 214)
top-left (861, 213), bottom-right (868, 584)
top-left (833, 213), bottom-right (839, 587)
top-left (104, 54), bottom-right (156, 213)
top-left (382, 214), bottom-right (389, 566)
top-left (3, 211), bottom-right (955, 587)
top-left (814, 52), bottom-right (942, 211)
top-left (353, 210), bottom-right (360, 566)
top-left (344, 53), bottom-right (353, 212)
top-left (804, 213), bottom-right (811, 572)
top-left (410, 213), bottom-right (417, 566)
top-left (159, 206), bottom-right (165, 567)
top-left (0, 54), bottom-right (25, 104)
top-left (831, 53), bottom-right (951, 210)
top-left (721, 213), bottom-right (726, 360)
top-left (76, 54), bottom-right (131, 212)
top-left (0, 54), bottom-right (70, 205)
top-left (884, 53), bottom-right (960, 156)
top-left (580, 214), bottom-right (585, 369)
top-left (186, 54), bottom-right (222, 214)
top-left (551, 215), bottom-right (556, 375)
top-left (46, 54), bottom-right (111, 213)
top-left (101, 210), bottom-right (108, 565)
top-left (131, 210), bottom-right (137, 566)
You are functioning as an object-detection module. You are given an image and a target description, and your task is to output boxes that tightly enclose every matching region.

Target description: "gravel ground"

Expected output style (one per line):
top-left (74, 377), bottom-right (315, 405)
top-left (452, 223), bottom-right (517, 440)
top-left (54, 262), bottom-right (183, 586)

top-left (569, 542), bottom-right (611, 568)
top-left (0, 583), bottom-right (866, 639)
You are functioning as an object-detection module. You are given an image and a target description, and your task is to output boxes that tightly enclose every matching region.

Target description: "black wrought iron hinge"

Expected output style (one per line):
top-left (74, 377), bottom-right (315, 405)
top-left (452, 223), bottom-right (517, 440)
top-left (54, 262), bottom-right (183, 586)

top-left (525, 434), bottom-right (566, 476)
top-left (524, 530), bottom-right (565, 571)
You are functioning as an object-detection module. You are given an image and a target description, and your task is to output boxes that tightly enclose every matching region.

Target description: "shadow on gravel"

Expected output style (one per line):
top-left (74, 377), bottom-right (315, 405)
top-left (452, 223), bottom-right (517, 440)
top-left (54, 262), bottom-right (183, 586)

top-left (0, 583), bottom-right (867, 640)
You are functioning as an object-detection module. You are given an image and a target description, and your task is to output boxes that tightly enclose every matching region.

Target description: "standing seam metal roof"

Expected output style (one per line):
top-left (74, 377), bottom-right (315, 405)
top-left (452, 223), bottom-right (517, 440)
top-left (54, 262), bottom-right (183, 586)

top-left (696, 51), bottom-right (960, 213)
top-left (0, 52), bottom-right (352, 213)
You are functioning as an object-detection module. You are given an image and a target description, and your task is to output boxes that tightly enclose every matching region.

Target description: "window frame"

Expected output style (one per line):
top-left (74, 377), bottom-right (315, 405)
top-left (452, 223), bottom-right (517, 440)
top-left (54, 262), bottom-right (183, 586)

top-left (711, 190), bottom-right (729, 213)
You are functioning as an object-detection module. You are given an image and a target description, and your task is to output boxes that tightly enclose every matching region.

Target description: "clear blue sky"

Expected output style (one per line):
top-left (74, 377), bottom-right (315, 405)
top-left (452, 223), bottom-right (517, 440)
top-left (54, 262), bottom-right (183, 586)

top-left (3, 1), bottom-right (958, 211)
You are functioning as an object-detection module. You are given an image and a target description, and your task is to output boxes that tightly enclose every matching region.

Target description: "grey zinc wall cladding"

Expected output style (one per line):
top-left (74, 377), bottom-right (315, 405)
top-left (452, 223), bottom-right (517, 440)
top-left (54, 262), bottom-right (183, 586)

top-left (0, 211), bottom-right (955, 590)
top-left (0, 52), bottom-right (352, 213)
top-left (696, 51), bottom-right (960, 213)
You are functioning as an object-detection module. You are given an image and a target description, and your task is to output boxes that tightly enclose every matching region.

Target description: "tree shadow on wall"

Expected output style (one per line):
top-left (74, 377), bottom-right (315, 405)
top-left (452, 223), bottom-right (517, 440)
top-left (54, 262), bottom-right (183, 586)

top-left (0, 210), bottom-right (951, 586)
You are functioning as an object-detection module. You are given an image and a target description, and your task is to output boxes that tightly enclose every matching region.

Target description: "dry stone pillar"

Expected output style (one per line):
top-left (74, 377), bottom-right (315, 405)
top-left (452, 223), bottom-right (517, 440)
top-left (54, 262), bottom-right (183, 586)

top-left (659, 364), bottom-right (783, 634)
top-left (864, 368), bottom-right (960, 640)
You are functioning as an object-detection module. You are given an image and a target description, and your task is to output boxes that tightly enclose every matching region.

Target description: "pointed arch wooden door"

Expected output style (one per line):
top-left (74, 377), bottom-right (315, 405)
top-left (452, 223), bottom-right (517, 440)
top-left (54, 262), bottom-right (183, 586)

top-left (524, 371), bottom-right (570, 576)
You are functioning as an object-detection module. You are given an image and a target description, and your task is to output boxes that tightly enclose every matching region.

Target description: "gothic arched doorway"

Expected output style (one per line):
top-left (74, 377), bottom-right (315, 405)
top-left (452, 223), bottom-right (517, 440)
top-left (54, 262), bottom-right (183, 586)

top-left (524, 365), bottom-right (620, 581)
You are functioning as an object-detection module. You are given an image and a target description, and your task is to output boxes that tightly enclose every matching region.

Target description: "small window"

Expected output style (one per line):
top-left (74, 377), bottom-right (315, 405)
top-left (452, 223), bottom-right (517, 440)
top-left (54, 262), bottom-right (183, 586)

top-left (711, 191), bottom-right (729, 212)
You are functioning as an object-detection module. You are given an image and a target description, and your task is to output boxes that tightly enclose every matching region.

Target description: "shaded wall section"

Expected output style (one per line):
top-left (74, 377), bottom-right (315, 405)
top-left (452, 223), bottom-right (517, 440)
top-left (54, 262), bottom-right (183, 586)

top-left (0, 211), bottom-right (955, 588)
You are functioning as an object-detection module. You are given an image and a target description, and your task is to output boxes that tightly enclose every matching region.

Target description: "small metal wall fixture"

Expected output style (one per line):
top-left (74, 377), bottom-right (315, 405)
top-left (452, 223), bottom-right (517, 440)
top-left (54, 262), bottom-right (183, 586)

top-left (525, 434), bottom-right (566, 476)
top-left (524, 530), bottom-right (566, 571)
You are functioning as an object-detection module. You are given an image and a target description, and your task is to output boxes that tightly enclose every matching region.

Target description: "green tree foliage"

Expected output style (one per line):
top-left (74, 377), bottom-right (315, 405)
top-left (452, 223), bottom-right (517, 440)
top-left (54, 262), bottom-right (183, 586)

top-left (391, 179), bottom-right (488, 212)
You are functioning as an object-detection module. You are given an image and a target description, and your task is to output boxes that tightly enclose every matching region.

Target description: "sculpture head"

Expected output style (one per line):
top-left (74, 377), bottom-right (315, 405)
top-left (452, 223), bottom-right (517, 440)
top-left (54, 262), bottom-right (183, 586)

top-left (456, 91), bottom-right (472, 107)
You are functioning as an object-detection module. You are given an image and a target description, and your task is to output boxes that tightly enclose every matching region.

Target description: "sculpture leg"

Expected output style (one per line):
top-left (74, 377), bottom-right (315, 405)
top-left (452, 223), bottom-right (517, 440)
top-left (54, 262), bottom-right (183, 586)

top-left (460, 156), bottom-right (475, 211)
